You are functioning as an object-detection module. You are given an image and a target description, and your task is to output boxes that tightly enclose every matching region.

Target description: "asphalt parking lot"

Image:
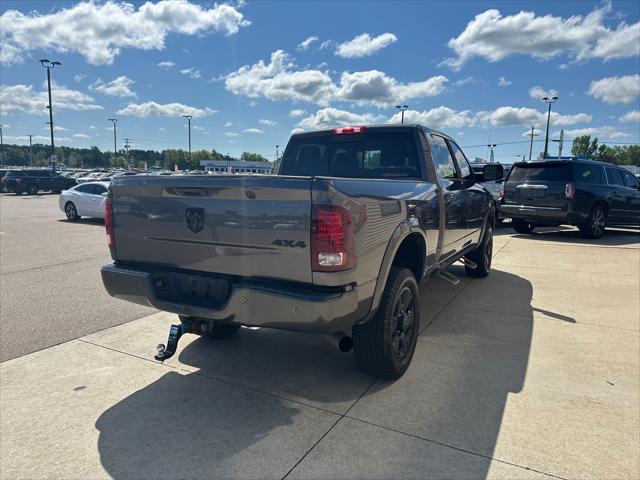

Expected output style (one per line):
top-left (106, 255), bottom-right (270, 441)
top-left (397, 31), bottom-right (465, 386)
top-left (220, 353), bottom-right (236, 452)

top-left (1, 193), bottom-right (639, 479)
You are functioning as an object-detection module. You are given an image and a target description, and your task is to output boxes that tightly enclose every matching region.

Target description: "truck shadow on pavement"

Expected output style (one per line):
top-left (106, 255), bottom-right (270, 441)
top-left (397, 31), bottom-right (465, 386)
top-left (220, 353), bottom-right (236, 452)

top-left (95, 268), bottom-right (538, 479)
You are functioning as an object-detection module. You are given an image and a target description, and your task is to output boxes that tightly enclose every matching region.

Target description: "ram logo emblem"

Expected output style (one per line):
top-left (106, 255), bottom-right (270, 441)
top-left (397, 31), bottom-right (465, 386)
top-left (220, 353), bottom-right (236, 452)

top-left (185, 208), bottom-right (205, 233)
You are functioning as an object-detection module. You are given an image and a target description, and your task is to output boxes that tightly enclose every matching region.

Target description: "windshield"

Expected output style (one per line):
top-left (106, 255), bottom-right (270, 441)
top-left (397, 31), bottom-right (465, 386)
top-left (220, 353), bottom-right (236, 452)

top-left (280, 131), bottom-right (421, 179)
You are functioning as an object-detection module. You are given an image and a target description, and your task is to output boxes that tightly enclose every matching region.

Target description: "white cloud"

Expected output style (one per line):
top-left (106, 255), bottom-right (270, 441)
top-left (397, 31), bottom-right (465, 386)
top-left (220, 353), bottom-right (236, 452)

top-left (243, 128), bottom-right (263, 134)
top-left (192, 125), bottom-right (205, 131)
top-left (117, 101), bottom-right (216, 118)
top-left (388, 106), bottom-right (476, 129)
top-left (0, 83), bottom-right (102, 113)
top-left (157, 60), bottom-right (175, 69)
top-left (296, 108), bottom-right (382, 131)
top-left (559, 126), bottom-right (632, 139)
top-left (297, 36), bottom-right (319, 51)
top-left (454, 76), bottom-right (478, 86)
top-left (180, 67), bottom-right (201, 79)
top-left (528, 86), bottom-right (559, 100)
top-left (619, 110), bottom-right (640, 123)
top-left (291, 128), bottom-right (305, 134)
top-left (521, 127), bottom-right (543, 137)
top-left (73, 74), bottom-right (86, 82)
top-left (223, 131), bottom-right (238, 137)
top-left (319, 40), bottom-right (333, 50)
top-left (1, 1), bottom-right (250, 65)
top-left (88, 125), bottom-right (96, 129)
top-left (5, 134), bottom-right (70, 143)
top-left (442, 4), bottom-right (640, 70)
top-left (258, 119), bottom-right (277, 126)
top-left (72, 133), bottom-right (90, 139)
top-left (90, 76), bottom-right (136, 97)
top-left (224, 121), bottom-right (233, 127)
top-left (43, 125), bottom-right (69, 132)
top-left (289, 109), bottom-right (307, 117)
top-left (224, 49), bottom-right (448, 107)
top-left (498, 77), bottom-right (511, 87)
top-left (335, 32), bottom-right (398, 58)
top-left (476, 106), bottom-right (591, 127)
top-left (587, 75), bottom-right (640, 104)
top-left (336, 70), bottom-right (448, 107)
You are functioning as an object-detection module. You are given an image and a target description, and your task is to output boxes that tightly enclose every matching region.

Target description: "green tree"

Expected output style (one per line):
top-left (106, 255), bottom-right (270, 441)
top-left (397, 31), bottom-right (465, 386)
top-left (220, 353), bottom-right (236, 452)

top-left (240, 152), bottom-right (269, 162)
top-left (571, 135), bottom-right (599, 159)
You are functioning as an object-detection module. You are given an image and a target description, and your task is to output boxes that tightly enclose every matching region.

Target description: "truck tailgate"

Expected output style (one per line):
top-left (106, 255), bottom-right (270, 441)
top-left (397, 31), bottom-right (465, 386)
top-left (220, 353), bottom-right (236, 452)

top-left (110, 175), bottom-right (313, 283)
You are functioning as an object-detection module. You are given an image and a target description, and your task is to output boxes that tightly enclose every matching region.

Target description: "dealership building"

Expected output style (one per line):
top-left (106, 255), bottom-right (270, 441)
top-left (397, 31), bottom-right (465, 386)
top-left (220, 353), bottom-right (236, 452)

top-left (200, 159), bottom-right (275, 174)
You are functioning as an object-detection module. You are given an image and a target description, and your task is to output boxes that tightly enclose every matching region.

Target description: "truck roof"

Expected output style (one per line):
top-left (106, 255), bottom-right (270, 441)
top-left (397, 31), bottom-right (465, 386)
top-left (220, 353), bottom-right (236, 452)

top-left (290, 124), bottom-right (452, 141)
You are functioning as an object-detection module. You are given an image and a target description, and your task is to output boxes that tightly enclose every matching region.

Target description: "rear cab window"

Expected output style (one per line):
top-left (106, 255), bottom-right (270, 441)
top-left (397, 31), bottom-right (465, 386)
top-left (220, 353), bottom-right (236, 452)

top-left (280, 129), bottom-right (422, 179)
top-left (508, 162), bottom-right (571, 182)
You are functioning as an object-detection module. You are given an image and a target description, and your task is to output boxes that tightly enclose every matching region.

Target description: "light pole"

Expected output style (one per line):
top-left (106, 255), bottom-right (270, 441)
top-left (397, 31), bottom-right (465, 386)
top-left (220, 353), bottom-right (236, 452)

top-left (28, 134), bottom-right (33, 166)
top-left (108, 118), bottom-right (117, 168)
top-left (488, 144), bottom-right (497, 163)
top-left (182, 114), bottom-right (192, 164)
top-left (526, 125), bottom-right (539, 161)
top-left (395, 105), bottom-right (408, 124)
top-left (0, 124), bottom-right (4, 167)
top-left (40, 59), bottom-right (62, 168)
top-left (542, 96), bottom-right (558, 159)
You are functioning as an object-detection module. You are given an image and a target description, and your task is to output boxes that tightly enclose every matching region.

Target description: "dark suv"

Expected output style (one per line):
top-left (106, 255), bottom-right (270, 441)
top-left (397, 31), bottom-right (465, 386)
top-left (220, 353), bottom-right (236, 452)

top-left (2, 169), bottom-right (77, 195)
top-left (501, 159), bottom-right (640, 238)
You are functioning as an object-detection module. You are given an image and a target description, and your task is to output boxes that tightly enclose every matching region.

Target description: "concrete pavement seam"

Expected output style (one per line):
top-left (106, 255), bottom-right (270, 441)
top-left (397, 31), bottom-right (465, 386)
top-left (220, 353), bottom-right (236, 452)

top-left (281, 375), bottom-right (380, 480)
top-left (342, 415), bottom-right (570, 480)
top-left (1, 254), bottom-right (108, 276)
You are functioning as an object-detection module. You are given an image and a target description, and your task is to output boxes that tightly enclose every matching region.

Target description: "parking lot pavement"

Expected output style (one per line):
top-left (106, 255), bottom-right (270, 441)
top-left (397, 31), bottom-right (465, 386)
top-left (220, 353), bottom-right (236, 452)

top-left (0, 193), bottom-right (155, 361)
top-left (1, 211), bottom-right (638, 478)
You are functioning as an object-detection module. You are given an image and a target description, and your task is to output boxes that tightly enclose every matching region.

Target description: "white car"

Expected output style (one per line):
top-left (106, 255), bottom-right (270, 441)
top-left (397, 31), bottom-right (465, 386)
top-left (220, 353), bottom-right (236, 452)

top-left (59, 181), bottom-right (109, 221)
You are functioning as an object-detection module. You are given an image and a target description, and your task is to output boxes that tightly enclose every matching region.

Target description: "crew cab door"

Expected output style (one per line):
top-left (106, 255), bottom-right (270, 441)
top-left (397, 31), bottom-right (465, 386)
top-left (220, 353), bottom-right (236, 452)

top-left (620, 170), bottom-right (640, 224)
top-left (428, 134), bottom-right (470, 255)
top-left (447, 140), bottom-right (485, 242)
top-left (605, 167), bottom-right (629, 223)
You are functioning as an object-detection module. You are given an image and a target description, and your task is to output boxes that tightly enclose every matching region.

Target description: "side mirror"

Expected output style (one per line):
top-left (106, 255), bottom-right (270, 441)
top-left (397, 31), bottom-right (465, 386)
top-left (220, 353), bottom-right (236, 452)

top-left (482, 164), bottom-right (504, 182)
top-left (101, 192), bottom-right (108, 197)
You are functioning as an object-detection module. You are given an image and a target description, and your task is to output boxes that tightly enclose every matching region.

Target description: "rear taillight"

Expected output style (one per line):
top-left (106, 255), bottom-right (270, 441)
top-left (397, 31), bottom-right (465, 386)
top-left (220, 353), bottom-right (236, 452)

top-left (565, 182), bottom-right (575, 200)
top-left (311, 205), bottom-right (355, 272)
top-left (105, 198), bottom-right (115, 249)
top-left (498, 188), bottom-right (504, 201)
top-left (333, 126), bottom-right (365, 135)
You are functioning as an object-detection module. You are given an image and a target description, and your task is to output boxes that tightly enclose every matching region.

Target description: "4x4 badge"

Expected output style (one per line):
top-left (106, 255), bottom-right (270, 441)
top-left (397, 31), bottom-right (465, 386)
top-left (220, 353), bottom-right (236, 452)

top-left (185, 208), bottom-right (205, 233)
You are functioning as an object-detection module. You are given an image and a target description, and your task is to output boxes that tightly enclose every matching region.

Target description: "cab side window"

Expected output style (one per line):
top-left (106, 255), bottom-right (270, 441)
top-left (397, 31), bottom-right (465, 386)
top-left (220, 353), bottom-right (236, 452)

top-left (447, 141), bottom-right (472, 179)
top-left (622, 170), bottom-right (639, 188)
top-left (430, 135), bottom-right (457, 180)
top-left (606, 168), bottom-right (625, 186)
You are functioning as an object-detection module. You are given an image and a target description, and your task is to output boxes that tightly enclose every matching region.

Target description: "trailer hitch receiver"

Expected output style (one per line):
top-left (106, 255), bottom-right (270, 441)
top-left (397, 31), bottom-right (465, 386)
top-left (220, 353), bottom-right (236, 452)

top-left (154, 320), bottom-right (192, 361)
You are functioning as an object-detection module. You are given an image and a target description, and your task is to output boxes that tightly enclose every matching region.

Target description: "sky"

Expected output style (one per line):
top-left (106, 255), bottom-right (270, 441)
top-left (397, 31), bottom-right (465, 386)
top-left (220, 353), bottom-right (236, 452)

top-left (1, 0), bottom-right (639, 163)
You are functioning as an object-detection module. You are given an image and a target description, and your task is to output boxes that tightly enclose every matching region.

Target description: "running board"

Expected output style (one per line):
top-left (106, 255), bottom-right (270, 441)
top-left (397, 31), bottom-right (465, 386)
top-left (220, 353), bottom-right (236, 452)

top-left (435, 269), bottom-right (460, 286)
top-left (459, 257), bottom-right (478, 270)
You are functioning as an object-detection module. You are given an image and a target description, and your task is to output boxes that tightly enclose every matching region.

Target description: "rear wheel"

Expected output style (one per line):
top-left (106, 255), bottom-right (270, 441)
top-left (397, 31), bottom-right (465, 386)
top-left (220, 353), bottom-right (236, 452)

top-left (579, 205), bottom-right (606, 239)
top-left (353, 267), bottom-right (420, 379)
top-left (512, 218), bottom-right (534, 234)
top-left (64, 202), bottom-right (80, 221)
top-left (26, 184), bottom-right (38, 195)
top-left (179, 316), bottom-right (241, 339)
top-left (465, 215), bottom-right (493, 278)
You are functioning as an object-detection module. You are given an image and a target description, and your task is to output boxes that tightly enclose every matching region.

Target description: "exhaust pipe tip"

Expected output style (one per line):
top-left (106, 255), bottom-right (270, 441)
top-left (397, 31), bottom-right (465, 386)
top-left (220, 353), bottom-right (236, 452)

top-left (323, 332), bottom-right (353, 353)
top-left (337, 335), bottom-right (353, 353)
